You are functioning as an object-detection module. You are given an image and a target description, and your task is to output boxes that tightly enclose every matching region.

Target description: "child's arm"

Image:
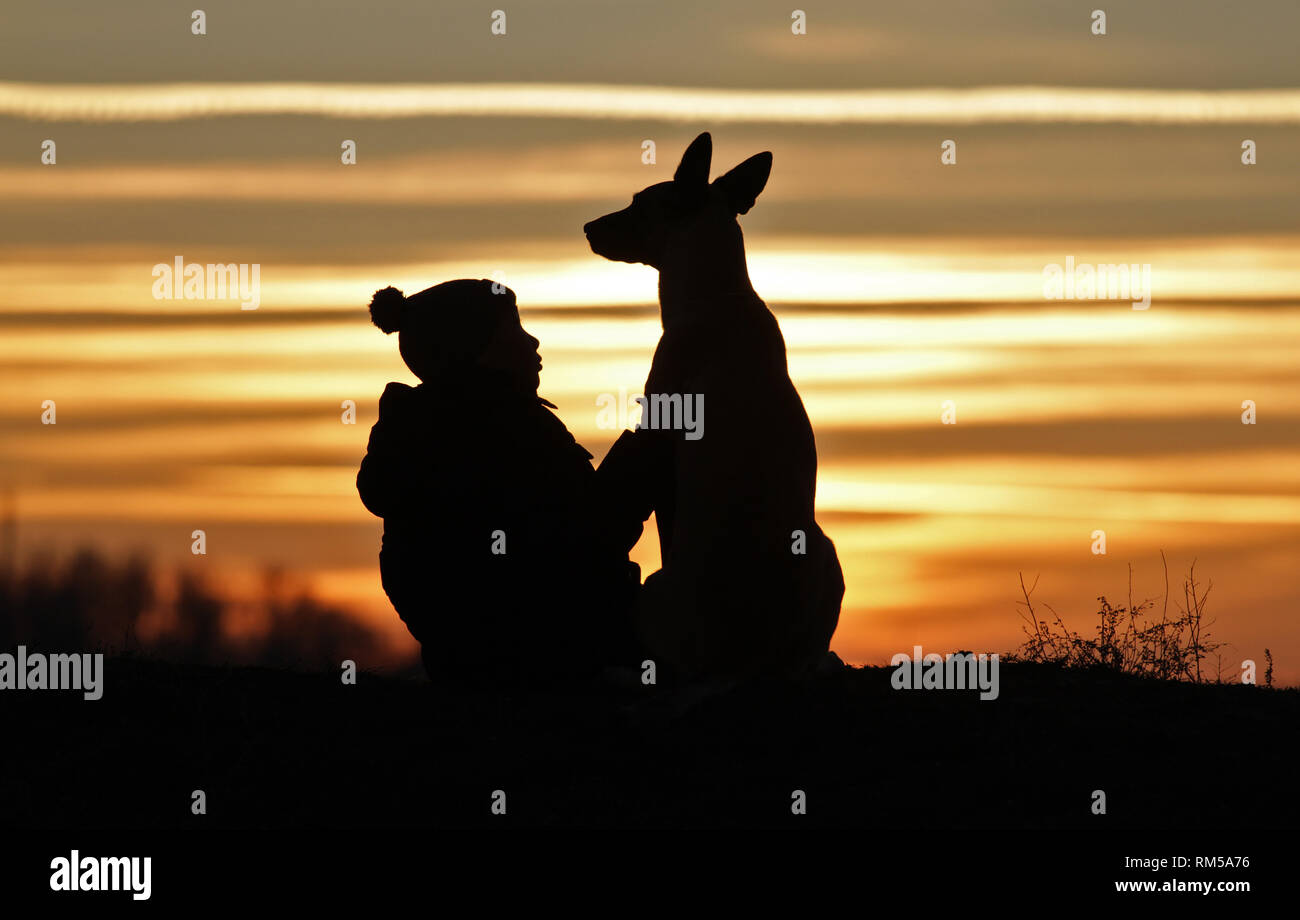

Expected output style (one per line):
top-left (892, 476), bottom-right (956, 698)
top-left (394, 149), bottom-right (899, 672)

top-left (356, 433), bottom-right (390, 518)
top-left (356, 382), bottom-right (417, 519)
top-left (593, 427), bottom-right (673, 553)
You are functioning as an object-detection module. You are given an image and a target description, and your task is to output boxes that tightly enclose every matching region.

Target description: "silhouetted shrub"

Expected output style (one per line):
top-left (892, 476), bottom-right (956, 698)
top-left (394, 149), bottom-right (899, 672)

top-left (1010, 552), bottom-right (1231, 683)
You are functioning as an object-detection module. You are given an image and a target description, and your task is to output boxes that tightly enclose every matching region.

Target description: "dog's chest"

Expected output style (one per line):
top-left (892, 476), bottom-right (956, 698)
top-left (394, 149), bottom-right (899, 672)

top-left (644, 333), bottom-right (690, 394)
top-left (645, 315), bottom-right (754, 391)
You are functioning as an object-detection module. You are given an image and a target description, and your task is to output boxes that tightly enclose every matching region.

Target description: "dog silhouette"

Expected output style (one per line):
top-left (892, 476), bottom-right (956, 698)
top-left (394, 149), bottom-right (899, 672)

top-left (586, 132), bottom-right (843, 682)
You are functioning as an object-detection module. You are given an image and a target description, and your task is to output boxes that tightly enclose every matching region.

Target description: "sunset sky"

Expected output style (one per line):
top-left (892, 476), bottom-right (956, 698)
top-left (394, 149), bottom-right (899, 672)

top-left (2, 1), bottom-right (1297, 682)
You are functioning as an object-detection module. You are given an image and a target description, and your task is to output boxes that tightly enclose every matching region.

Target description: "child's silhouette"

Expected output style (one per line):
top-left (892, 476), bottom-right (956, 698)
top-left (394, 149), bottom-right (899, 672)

top-left (356, 279), bottom-right (640, 688)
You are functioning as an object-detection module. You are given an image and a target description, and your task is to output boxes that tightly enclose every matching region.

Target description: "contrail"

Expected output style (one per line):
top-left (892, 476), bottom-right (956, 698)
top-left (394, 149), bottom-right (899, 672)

top-left (2, 82), bottom-right (1299, 124)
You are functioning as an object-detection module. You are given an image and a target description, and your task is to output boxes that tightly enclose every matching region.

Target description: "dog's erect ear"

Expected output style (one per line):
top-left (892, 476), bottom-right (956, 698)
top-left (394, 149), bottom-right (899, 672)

top-left (713, 151), bottom-right (772, 215)
top-left (673, 132), bottom-right (712, 190)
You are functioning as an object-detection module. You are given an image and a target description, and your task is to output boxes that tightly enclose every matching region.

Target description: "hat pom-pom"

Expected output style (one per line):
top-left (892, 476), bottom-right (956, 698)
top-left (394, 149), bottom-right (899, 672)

top-left (369, 286), bottom-right (406, 334)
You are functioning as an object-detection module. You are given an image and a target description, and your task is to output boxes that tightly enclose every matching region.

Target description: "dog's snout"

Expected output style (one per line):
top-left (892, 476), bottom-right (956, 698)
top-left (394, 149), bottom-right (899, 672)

top-left (582, 219), bottom-right (597, 234)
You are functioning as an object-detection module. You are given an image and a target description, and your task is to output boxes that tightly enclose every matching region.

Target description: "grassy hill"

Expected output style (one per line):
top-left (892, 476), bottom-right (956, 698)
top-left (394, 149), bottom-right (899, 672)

top-left (5, 655), bottom-right (1296, 829)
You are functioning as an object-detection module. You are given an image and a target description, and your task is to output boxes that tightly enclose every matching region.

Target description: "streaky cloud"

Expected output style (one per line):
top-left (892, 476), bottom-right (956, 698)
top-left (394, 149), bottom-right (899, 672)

top-left (3, 82), bottom-right (1300, 124)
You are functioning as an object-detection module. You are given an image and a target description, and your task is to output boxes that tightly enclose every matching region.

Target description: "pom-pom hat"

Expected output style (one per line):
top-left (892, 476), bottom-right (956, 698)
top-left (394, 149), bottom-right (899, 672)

top-left (368, 278), bottom-right (518, 381)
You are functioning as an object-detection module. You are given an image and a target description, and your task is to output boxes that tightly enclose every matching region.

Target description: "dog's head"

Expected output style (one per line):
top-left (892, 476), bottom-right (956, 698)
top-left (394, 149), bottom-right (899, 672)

top-left (583, 132), bottom-right (771, 270)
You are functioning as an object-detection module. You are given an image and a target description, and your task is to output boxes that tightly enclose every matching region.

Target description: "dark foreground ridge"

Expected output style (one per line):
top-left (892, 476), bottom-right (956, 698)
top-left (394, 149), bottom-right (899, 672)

top-left (6, 656), bottom-right (1296, 829)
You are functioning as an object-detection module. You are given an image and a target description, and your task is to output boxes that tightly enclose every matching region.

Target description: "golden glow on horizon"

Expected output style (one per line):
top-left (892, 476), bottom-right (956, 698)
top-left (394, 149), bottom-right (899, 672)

top-left (6, 297), bottom-right (1299, 680)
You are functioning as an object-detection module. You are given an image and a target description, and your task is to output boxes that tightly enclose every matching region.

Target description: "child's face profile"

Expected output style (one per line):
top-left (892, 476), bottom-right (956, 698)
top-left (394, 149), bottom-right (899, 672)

top-left (477, 311), bottom-right (542, 393)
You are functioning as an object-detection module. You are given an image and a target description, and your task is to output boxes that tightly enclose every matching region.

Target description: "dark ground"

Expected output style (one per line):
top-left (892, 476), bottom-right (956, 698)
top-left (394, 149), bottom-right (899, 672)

top-left (4, 656), bottom-right (1297, 829)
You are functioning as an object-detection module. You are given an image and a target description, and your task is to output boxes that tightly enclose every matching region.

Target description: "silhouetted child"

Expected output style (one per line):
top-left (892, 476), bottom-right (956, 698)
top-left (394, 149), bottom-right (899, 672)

top-left (356, 279), bottom-right (640, 689)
